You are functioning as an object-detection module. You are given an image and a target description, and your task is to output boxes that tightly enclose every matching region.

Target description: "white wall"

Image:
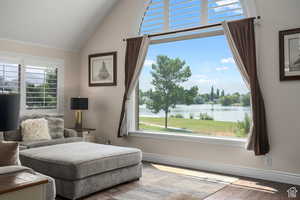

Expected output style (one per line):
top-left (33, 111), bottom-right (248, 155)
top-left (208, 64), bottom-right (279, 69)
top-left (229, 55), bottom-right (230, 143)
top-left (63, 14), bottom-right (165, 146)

top-left (80, 0), bottom-right (300, 175)
top-left (0, 39), bottom-right (80, 127)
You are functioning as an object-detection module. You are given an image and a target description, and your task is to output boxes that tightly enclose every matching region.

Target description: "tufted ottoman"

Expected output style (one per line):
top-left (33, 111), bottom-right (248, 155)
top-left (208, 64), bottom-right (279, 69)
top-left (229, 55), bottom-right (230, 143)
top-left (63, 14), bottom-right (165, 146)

top-left (19, 142), bottom-right (142, 200)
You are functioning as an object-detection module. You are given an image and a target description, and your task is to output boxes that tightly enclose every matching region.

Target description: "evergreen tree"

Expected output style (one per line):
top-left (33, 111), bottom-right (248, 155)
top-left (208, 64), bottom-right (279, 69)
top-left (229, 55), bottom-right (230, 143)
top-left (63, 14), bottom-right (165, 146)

top-left (221, 89), bottom-right (225, 97)
top-left (210, 86), bottom-right (214, 102)
top-left (216, 88), bottom-right (220, 98)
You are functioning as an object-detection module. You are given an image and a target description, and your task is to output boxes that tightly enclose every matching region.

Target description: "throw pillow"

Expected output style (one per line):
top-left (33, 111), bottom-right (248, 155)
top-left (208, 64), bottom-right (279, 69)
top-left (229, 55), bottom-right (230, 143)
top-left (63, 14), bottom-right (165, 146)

top-left (21, 118), bottom-right (51, 142)
top-left (0, 141), bottom-right (19, 166)
top-left (47, 117), bottom-right (64, 139)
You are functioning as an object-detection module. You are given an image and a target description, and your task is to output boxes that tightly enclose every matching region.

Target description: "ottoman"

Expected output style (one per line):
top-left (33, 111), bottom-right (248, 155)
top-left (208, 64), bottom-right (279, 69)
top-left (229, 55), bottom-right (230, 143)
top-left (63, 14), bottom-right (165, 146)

top-left (19, 142), bottom-right (142, 200)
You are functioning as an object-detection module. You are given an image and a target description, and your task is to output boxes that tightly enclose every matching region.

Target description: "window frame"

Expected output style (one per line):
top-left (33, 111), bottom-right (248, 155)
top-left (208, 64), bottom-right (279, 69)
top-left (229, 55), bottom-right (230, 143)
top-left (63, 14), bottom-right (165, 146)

top-left (140, 0), bottom-right (257, 35)
top-left (129, 28), bottom-right (248, 146)
top-left (0, 52), bottom-right (64, 115)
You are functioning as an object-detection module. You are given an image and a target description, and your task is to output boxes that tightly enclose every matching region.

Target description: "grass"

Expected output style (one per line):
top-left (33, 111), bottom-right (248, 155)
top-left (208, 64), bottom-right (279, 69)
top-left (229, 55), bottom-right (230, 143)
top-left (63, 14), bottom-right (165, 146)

top-left (139, 117), bottom-right (242, 138)
top-left (139, 124), bottom-right (192, 134)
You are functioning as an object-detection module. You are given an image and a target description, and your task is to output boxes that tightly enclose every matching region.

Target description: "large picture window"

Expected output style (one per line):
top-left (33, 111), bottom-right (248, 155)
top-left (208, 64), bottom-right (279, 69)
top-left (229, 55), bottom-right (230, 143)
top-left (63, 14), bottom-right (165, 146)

top-left (137, 34), bottom-right (252, 139)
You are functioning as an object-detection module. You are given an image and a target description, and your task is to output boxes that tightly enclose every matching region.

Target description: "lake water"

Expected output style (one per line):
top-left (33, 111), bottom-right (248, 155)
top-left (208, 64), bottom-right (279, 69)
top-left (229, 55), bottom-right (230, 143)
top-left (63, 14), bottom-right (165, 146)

top-left (139, 104), bottom-right (251, 122)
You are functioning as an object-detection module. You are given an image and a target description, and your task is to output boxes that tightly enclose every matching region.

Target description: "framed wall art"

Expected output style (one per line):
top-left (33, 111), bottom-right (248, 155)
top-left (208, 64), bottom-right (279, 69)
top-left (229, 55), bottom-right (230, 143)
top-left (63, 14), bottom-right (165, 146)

top-left (279, 28), bottom-right (300, 81)
top-left (88, 52), bottom-right (117, 86)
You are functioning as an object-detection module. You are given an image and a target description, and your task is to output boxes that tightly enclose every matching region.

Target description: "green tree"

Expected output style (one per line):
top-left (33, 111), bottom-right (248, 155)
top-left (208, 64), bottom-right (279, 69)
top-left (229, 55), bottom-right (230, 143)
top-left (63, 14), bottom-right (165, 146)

top-left (221, 89), bottom-right (225, 97)
top-left (139, 89), bottom-right (145, 105)
top-left (219, 96), bottom-right (233, 106)
top-left (241, 93), bottom-right (251, 106)
top-left (183, 86), bottom-right (198, 105)
top-left (194, 95), bottom-right (204, 104)
top-left (216, 88), bottom-right (220, 98)
top-left (146, 55), bottom-right (191, 128)
top-left (210, 86), bottom-right (214, 102)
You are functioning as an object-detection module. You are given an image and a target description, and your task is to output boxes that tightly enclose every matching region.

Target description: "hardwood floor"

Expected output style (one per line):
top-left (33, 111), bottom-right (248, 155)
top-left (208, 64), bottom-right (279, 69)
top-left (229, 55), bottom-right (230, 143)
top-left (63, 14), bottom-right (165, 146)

top-left (57, 162), bottom-right (299, 200)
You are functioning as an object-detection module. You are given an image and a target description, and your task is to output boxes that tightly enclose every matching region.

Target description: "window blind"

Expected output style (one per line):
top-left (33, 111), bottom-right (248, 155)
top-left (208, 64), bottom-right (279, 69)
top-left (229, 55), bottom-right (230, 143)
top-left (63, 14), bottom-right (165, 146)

top-left (141, 0), bottom-right (245, 34)
top-left (0, 63), bottom-right (20, 93)
top-left (25, 65), bottom-right (58, 110)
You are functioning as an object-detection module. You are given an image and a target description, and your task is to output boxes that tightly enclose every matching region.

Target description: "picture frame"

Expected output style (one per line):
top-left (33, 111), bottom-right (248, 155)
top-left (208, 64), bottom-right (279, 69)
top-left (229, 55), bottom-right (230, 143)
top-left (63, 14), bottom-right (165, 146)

top-left (88, 52), bottom-right (117, 86)
top-left (279, 28), bottom-right (300, 81)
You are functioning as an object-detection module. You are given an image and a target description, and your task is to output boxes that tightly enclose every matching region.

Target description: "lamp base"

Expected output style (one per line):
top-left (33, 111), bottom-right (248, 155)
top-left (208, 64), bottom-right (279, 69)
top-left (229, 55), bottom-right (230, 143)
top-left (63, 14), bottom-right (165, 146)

top-left (74, 110), bottom-right (83, 130)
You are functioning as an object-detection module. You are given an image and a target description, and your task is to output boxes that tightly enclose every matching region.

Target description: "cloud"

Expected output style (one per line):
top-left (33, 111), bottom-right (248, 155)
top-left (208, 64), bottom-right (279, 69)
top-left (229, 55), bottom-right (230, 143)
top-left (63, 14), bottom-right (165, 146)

top-left (216, 66), bottom-right (229, 71)
top-left (221, 57), bottom-right (235, 64)
top-left (214, 0), bottom-right (243, 14)
top-left (144, 59), bottom-right (156, 67)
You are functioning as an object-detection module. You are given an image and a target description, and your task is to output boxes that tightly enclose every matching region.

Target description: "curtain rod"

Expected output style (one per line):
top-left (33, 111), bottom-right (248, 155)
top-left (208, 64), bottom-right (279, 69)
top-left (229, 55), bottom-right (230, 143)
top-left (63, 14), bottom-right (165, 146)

top-left (123, 16), bottom-right (260, 41)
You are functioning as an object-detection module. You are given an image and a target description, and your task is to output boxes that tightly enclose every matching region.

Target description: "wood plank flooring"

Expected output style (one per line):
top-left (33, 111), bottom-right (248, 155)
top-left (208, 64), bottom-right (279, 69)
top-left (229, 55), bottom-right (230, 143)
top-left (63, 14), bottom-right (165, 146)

top-left (57, 162), bottom-right (299, 200)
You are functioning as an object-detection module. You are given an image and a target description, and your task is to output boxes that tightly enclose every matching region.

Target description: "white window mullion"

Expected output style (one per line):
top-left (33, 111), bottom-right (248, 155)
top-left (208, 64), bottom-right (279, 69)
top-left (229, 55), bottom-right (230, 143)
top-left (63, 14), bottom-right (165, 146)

top-left (163, 0), bottom-right (170, 32)
top-left (20, 62), bottom-right (26, 114)
top-left (200, 0), bottom-right (208, 25)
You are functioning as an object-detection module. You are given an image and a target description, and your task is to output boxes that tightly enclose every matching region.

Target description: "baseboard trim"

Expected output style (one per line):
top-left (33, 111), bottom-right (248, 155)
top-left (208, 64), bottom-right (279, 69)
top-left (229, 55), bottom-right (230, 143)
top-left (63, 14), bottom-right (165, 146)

top-left (142, 152), bottom-right (300, 186)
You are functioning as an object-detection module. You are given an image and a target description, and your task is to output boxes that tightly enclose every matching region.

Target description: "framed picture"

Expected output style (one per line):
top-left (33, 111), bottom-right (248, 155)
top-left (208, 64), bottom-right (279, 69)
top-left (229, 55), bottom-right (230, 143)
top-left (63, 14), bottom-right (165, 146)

top-left (88, 52), bottom-right (117, 86)
top-left (279, 28), bottom-right (300, 81)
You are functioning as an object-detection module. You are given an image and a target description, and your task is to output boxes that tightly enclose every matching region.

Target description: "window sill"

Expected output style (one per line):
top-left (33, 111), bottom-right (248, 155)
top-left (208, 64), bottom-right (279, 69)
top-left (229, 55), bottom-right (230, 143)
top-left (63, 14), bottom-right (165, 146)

top-left (128, 131), bottom-right (246, 148)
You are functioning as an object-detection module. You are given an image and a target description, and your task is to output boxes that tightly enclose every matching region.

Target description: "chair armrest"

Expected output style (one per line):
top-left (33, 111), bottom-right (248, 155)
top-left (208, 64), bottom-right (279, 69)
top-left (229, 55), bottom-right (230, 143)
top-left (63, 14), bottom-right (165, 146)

top-left (64, 128), bottom-right (78, 138)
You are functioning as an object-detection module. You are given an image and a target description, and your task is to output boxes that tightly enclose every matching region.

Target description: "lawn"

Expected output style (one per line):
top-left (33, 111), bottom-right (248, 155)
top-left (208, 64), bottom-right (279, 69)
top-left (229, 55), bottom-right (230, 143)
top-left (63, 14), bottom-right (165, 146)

top-left (139, 117), bottom-right (242, 138)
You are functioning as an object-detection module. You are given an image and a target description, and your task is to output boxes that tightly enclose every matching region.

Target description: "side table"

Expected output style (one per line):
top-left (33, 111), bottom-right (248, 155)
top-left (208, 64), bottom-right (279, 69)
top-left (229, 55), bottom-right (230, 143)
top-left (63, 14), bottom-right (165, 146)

top-left (0, 172), bottom-right (48, 200)
top-left (68, 128), bottom-right (96, 142)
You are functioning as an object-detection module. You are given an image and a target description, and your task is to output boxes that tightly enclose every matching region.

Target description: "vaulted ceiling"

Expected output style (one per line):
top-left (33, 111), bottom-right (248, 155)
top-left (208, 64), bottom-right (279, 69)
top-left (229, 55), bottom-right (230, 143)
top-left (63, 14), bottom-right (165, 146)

top-left (0, 0), bottom-right (119, 51)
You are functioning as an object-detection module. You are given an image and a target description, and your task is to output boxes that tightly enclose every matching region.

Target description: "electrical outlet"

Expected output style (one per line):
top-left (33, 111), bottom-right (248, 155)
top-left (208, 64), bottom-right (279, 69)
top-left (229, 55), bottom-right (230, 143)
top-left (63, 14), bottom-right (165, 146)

top-left (264, 154), bottom-right (272, 167)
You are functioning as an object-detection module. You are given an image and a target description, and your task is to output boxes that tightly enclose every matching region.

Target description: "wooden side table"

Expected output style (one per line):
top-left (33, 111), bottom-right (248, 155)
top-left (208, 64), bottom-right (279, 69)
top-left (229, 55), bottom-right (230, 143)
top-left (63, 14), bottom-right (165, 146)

top-left (68, 128), bottom-right (96, 142)
top-left (0, 171), bottom-right (48, 200)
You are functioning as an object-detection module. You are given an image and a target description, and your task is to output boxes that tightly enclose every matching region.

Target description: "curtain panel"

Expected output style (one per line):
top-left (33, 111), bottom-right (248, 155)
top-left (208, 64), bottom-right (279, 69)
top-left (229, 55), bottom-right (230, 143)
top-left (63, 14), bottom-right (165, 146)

top-left (118, 36), bottom-right (150, 137)
top-left (223, 18), bottom-right (270, 155)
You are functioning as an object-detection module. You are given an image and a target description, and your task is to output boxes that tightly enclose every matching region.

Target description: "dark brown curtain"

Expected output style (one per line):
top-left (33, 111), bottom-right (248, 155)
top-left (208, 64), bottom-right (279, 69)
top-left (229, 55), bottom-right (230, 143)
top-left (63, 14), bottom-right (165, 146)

top-left (118, 37), bottom-right (144, 137)
top-left (227, 18), bottom-right (269, 155)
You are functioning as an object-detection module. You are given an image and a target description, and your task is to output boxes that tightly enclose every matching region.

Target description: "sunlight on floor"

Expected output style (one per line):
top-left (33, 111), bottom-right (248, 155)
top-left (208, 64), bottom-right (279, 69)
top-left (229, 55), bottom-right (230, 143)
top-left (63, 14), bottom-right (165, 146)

top-left (151, 163), bottom-right (238, 184)
top-left (232, 180), bottom-right (279, 194)
top-left (150, 163), bottom-right (279, 194)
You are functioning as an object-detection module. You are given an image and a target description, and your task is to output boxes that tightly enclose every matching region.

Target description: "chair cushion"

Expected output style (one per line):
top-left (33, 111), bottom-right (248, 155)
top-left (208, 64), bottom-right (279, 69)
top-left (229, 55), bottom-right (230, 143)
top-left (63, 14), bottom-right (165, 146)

top-left (0, 141), bottom-right (19, 166)
top-left (20, 142), bottom-right (142, 180)
top-left (19, 137), bottom-right (83, 149)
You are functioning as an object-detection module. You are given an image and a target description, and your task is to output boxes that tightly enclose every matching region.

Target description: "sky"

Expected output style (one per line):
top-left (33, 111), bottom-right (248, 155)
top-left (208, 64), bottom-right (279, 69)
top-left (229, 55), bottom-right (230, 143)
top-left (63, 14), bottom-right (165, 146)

top-left (139, 35), bottom-right (249, 94)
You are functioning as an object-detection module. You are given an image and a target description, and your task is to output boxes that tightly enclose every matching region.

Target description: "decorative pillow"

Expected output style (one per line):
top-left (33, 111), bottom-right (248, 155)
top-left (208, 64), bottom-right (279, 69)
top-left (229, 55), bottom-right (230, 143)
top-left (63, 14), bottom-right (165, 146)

top-left (0, 141), bottom-right (19, 166)
top-left (21, 118), bottom-right (51, 142)
top-left (47, 117), bottom-right (64, 139)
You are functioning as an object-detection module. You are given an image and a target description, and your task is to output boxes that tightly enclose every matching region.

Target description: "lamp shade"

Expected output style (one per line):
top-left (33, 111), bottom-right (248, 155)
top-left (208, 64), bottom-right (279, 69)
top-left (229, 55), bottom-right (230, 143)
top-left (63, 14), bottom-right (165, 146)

top-left (70, 98), bottom-right (88, 110)
top-left (0, 94), bottom-right (20, 131)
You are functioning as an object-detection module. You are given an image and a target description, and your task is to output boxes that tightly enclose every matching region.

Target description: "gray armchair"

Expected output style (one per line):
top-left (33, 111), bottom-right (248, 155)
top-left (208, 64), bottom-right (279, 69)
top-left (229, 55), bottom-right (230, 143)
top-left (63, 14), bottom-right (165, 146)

top-left (3, 114), bottom-right (83, 150)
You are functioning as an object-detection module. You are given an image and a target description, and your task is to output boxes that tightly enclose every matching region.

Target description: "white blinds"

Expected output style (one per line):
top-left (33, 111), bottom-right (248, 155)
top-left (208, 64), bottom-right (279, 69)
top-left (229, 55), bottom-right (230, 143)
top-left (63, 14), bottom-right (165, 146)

top-left (207, 0), bottom-right (244, 24)
top-left (25, 65), bottom-right (58, 110)
top-left (0, 63), bottom-right (20, 93)
top-left (141, 0), bottom-right (245, 34)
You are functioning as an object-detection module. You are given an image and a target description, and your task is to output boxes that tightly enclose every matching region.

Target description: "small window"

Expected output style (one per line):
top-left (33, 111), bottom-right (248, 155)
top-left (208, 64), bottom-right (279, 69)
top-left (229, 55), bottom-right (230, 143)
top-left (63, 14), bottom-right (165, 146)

top-left (25, 65), bottom-right (58, 110)
top-left (0, 63), bottom-right (20, 93)
top-left (137, 34), bottom-right (252, 139)
top-left (141, 0), bottom-right (246, 35)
